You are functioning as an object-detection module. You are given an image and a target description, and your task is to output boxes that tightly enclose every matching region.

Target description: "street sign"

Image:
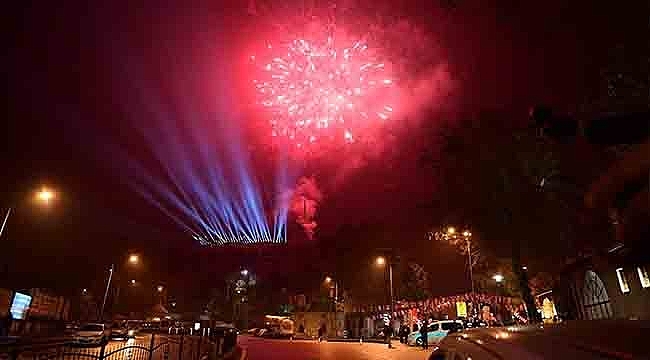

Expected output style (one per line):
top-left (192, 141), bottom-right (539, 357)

top-left (456, 301), bottom-right (467, 318)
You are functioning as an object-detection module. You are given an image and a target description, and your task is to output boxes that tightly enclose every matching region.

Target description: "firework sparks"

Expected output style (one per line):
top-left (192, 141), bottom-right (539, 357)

top-left (251, 34), bottom-right (395, 149)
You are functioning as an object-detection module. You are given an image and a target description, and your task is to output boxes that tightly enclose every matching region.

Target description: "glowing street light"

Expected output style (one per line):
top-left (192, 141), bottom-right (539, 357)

top-left (374, 256), bottom-right (394, 349)
top-left (36, 188), bottom-right (55, 204)
top-left (493, 274), bottom-right (504, 283)
top-left (128, 254), bottom-right (139, 265)
top-left (157, 285), bottom-right (164, 292)
top-left (431, 226), bottom-right (475, 294)
top-left (1, 186), bottom-right (59, 240)
top-left (100, 253), bottom-right (143, 321)
top-left (323, 275), bottom-right (341, 336)
top-left (241, 269), bottom-right (249, 276)
top-left (323, 276), bottom-right (339, 302)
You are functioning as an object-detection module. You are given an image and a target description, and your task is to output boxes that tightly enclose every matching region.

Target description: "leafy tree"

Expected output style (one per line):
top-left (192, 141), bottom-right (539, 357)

top-left (473, 257), bottom-right (519, 297)
top-left (425, 110), bottom-right (596, 322)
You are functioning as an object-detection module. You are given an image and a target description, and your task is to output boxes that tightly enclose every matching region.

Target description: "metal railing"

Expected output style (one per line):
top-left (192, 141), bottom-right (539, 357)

top-left (0, 330), bottom-right (237, 360)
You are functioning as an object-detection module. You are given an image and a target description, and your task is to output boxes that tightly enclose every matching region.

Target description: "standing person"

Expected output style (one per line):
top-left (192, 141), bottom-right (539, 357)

top-left (419, 320), bottom-right (429, 350)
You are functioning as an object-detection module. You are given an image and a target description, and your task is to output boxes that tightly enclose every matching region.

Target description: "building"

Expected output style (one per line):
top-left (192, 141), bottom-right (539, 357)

top-left (557, 123), bottom-right (649, 320)
top-left (557, 244), bottom-right (650, 320)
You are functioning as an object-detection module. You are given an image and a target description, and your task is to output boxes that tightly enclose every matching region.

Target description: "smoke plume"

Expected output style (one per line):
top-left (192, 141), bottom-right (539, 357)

top-left (288, 176), bottom-right (323, 239)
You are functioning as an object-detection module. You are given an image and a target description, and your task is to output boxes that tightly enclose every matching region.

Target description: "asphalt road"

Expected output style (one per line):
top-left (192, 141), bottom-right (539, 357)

top-left (239, 336), bottom-right (431, 360)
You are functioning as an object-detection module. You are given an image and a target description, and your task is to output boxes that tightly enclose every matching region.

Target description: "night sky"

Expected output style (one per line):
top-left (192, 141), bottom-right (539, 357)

top-left (5, 0), bottom-right (649, 309)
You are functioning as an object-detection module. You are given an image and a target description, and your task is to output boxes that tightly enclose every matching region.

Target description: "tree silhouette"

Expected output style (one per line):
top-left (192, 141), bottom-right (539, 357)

top-left (399, 262), bottom-right (431, 301)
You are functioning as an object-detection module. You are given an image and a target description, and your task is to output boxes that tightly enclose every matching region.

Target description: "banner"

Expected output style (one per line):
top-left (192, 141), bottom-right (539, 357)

top-left (456, 301), bottom-right (467, 317)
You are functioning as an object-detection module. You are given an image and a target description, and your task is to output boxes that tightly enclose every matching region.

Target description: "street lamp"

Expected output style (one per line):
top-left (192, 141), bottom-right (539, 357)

top-left (375, 256), bottom-right (394, 349)
top-left (431, 227), bottom-right (475, 294)
top-left (1, 186), bottom-right (58, 239)
top-left (323, 276), bottom-right (339, 304)
top-left (324, 276), bottom-right (340, 337)
top-left (157, 285), bottom-right (164, 293)
top-left (493, 274), bottom-right (505, 299)
top-left (100, 253), bottom-right (141, 321)
top-left (36, 188), bottom-right (55, 204)
top-left (129, 254), bottom-right (139, 265)
top-left (241, 269), bottom-right (249, 276)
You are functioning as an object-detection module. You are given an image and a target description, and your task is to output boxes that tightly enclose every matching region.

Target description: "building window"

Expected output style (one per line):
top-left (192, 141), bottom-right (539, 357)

top-left (637, 267), bottom-right (650, 289)
top-left (615, 268), bottom-right (630, 293)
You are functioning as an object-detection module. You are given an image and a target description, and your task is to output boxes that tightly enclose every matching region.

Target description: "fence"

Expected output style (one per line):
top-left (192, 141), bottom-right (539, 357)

top-left (0, 330), bottom-right (238, 360)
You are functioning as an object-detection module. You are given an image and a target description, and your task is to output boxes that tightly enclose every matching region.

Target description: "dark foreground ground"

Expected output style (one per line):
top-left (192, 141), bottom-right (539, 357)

top-left (239, 336), bottom-right (429, 360)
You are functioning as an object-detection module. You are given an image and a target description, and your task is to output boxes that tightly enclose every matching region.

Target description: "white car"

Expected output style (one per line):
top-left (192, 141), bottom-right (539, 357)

top-left (72, 323), bottom-right (110, 346)
top-left (407, 320), bottom-right (464, 346)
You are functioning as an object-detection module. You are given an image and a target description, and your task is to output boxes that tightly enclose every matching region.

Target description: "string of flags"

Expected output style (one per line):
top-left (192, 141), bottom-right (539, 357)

top-left (349, 292), bottom-right (524, 317)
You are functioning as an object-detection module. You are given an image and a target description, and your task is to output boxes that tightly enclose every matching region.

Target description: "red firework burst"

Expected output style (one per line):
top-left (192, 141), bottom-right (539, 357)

top-left (250, 33), bottom-right (395, 150)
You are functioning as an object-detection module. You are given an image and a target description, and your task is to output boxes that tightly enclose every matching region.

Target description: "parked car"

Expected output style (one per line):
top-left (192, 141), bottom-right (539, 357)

top-left (111, 324), bottom-right (136, 340)
top-left (64, 323), bottom-right (79, 337)
top-left (407, 320), bottom-right (464, 346)
top-left (428, 321), bottom-right (649, 359)
top-left (72, 323), bottom-right (110, 346)
top-left (463, 319), bottom-right (488, 329)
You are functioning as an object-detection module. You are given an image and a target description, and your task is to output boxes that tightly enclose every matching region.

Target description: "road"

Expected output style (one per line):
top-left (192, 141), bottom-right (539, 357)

top-left (239, 336), bottom-right (431, 360)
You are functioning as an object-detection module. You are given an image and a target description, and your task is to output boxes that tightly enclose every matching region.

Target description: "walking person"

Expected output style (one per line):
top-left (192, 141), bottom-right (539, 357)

top-left (419, 320), bottom-right (429, 350)
top-left (384, 324), bottom-right (393, 349)
top-left (318, 323), bottom-right (327, 342)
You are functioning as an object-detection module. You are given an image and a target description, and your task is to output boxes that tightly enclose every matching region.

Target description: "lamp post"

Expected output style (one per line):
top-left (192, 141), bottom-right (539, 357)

top-left (431, 227), bottom-right (474, 294)
top-left (100, 264), bottom-right (114, 322)
top-left (1, 187), bottom-right (57, 239)
top-left (100, 253), bottom-right (140, 321)
top-left (375, 256), bottom-right (394, 349)
top-left (324, 276), bottom-right (341, 337)
top-left (324, 276), bottom-right (339, 304)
